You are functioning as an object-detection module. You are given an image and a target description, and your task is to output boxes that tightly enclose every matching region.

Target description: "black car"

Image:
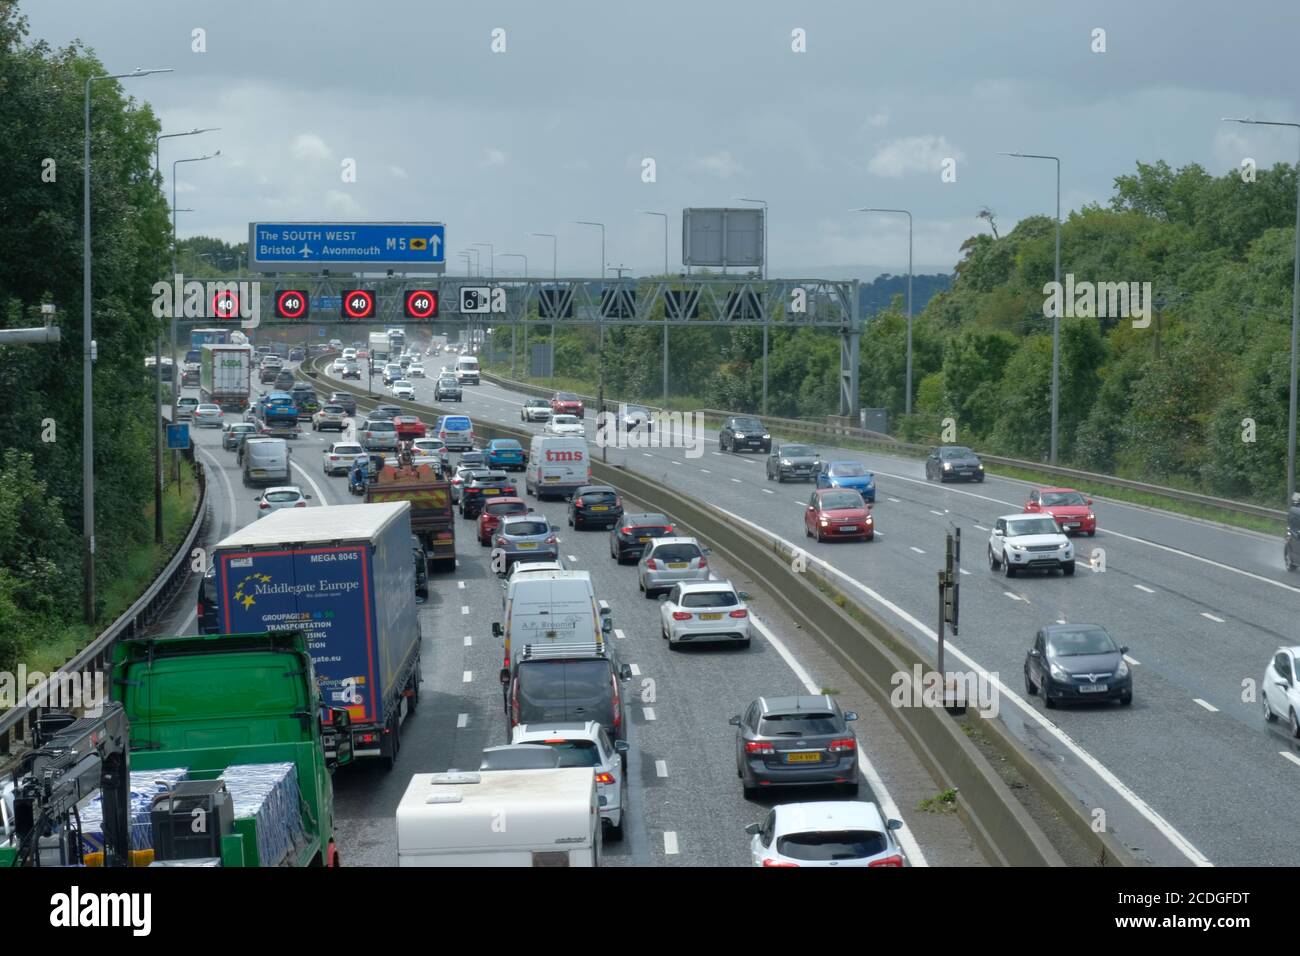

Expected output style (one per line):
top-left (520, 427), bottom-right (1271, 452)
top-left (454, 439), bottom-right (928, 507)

top-left (435, 376), bottom-right (462, 402)
top-left (925, 445), bottom-right (984, 482)
top-left (609, 512), bottom-right (674, 563)
top-left (1025, 624), bottom-right (1132, 708)
top-left (730, 695), bottom-right (860, 797)
top-left (460, 471), bottom-right (517, 519)
top-left (501, 642), bottom-right (633, 748)
top-left (328, 392), bottom-right (357, 416)
top-left (569, 485), bottom-right (623, 530)
top-left (367, 404), bottom-right (402, 421)
top-left (288, 347), bottom-right (305, 362)
top-left (720, 416), bottom-right (770, 453)
top-left (197, 564), bottom-right (219, 634)
top-left (288, 384), bottom-right (319, 420)
top-left (1286, 493), bottom-right (1300, 571)
top-left (412, 534), bottom-right (428, 601)
top-left (766, 443), bottom-right (820, 482)
top-left (342, 363), bottom-right (362, 380)
top-left (273, 369), bottom-right (296, 391)
top-left (259, 365), bottom-right (280, 384)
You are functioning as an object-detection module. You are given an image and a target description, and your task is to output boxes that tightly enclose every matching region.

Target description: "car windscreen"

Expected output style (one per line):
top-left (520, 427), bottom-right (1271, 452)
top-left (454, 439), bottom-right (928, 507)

top-left (828, 462), bottom-right (868, 477)
top-left (534, 740), bottom-right (601, 768)
top-left (232, 424), bottom-right (257, 433)
top-left (649, 543), bottom-right (701, 562)
top-left (265, 491), bottom-right (300, 502)
top-left (553, 415), bottom-right (579, 424)
top-left (439, 377), bottom-right (457, 386)
top-left (681, 591), bottom-right (737, 608)
top-left (518, 661), bottom-right (611, 709)
top-left (579, 490), bottom-right (616, 503)
top-left (366, 422), bottom-right (396, 432)
top-left (781, 445), bottom-right (813, 457)
top-left (940, 447), bottom-right (974, 458)
top-left (504, 520), bottom-right (549, 536)
top-left (1040, 492), bottom-right (1086, 507)
top-left (733, 419), bottom-right (762, 430)
top-left (333, 445), bottom-right (363, 455)
top-left (493, 441), bottom-right (522, 450)
top-left (556, 392), bottom-right (579, 400)
top-left (1047, 627), bottom-right (1117, 656)
top-left (321, 406), bottom-right (344, 414)
top-left (443, 418), bottom-right (471, 430)
top-left (486, 502), bottom-right (528, 516)
top-left (1007, 517), bottom-right (1060, 536)
top-left (757, 712), bottom-right (841, 736)
top-left (776, 830), bottom-right (887, 861)
top-left (820, 492), bottom-right (863, 511)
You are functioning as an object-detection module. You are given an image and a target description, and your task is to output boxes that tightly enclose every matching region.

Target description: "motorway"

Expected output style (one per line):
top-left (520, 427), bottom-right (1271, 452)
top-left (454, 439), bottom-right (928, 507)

top-left (314, 353), bottom-right (1300, 868)
top-left (149, 369), bottom-right (987, 868)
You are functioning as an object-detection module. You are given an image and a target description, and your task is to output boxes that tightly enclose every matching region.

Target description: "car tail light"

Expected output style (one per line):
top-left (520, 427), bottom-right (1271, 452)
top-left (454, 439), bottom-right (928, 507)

top-left (744, 741), bottom-right (774, 755)
top-left (613, 497), bottom-right (621, 508)
top-left (329, 455), bottom-right (339, 461)
top-left (574, 497), bottom-right (584, 508)
top-left (698, 557), bottom-right (708, 568)
top-left (868, 855), bottom-right (905, 868)
top-left (644, 558), bottom-right (657, 569)
top-left (594, 772), bottom-right (614, 785)
top-left (295, 501), bottom-right (307, 507)
top-left (358, 732), bottom-right (377, 745)
top-left (259, 501), bottom-right (269, 509)
top-left (664, 525), bottom-right (674, 534)
top-left (545, 535), bottom-right (557, 544)
top-left (762, 859), bottom-right (799, 867)
top-left (827, 738), bottom-right (855, 753)
top-left (729, 609), bottom-right (748, 618)
top-left (620, 526), bottom-right (632, 535)
top-left (510, 684), bottom-right (520, 726)
top-left (437, 530), bottom-right (452, 540)
top-left (611, 676), bottom-right (622, 728)
top-left (495, 537), bottom-right (505, 547)
top-left (671, 611), bottom-right (691, 621)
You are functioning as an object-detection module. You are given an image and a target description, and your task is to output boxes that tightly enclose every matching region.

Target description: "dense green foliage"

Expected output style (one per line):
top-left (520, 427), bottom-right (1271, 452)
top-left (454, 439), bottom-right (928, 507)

top-left (0, 2), bottom-right (172, 670)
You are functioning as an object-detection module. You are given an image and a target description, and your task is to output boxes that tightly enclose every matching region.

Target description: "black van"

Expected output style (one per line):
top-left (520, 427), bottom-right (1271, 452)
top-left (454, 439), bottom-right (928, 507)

top-left (501, 643), bottom-right (632, 754)
top-left (197, 564), bottom-right (219, 634)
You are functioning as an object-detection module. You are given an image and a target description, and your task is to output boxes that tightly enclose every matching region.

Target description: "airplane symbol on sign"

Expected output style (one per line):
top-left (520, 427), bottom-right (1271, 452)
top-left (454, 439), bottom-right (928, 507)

top-left (300, 243), bottom-right (312, 258)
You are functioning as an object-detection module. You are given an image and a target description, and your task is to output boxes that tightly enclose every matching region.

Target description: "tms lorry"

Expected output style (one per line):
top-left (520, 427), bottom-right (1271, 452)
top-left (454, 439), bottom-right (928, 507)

top-left (367, 448), bottom-right (456, 573)
top-left (396, 767), bottom-right (600, 866)
top-left (369, 331), bottom-right (391, 364)
top-left (0, 631), bottom-right (349, 867)
top-left (200, 343), bottom-right (254, 412)
top-left (211, 502), bottom-right (422, 769)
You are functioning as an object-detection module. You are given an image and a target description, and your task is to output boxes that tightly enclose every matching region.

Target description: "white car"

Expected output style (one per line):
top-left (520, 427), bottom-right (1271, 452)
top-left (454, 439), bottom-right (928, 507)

top-left (193, 403), bottom-right (224, 428)
top-left (323, 441), bottom-right (366, 475)
top-left (510, 721), bottom-right (628, 840)
top-left (254, 485), bottom-right (312, 518)
top-left (342, 348), bottom-right (357, 361)
top-left (545, 414), bottom-right (585, 437)
top-left (331, 358), bottom-right (347, 373)
top-left (390, 379), bottom-right (415, 400)
top-left (746, 802), bottom-right (906, 868)
top-left (409, 437), bottom-right (449, 472)
top-left (659, 581), bottom-right (752, 648)
top-left (987, 513), bottom-right (1075, 577)
top-left (1262, 646), bottom-right (1300, 737)
top-left (176, 396), bottom-right (199, 421)
top-left (409, 363), bottom-right (426, 378)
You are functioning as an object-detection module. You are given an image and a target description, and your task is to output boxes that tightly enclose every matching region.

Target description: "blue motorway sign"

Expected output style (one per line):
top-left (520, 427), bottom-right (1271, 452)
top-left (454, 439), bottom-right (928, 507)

top-left (166, 423), bottom-right (190, 450)
top-left (248, 222), bottom-right (445, 274)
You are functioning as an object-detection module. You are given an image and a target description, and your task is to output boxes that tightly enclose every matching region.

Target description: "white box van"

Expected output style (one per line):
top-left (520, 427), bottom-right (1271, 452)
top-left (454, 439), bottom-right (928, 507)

top-left (526, 436), bottom-right (590, 499)
top-left (455, 355), bottom-right (480, 385)
top-left (396, 768), bottom-right (600, 867)
top-left (241, 437), bottom-right (291, 487)
top-left (494, 570), bottom-right (610, 669)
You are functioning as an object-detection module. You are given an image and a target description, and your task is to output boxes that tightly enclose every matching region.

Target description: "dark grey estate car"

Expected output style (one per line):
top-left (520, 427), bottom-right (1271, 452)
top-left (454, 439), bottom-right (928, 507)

top-left (731, 695), bottom-right (860, 797)
top-left (766, 443), bottom-right (821, 482)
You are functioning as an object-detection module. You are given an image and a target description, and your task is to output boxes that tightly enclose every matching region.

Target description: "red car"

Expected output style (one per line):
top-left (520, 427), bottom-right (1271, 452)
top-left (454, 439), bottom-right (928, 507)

top-left (804, 489), bottom-right (873, 542)
top-left (394, 415), bottom-right (427, 439)
top-left (477, 496), bottom-right (529, 545)
top-left (1025, 487), bottom-right (1096, 536)
top-left (550, 391), bottom-right (585, 419)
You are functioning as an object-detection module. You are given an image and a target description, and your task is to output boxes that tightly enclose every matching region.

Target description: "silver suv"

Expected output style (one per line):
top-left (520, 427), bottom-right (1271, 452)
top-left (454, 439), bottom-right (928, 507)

top-left (638, 536), bottom-right (711, 598)
top-left (988, 514), bottom-right (1074, 577)
top-left (357, 417), bottom-right (399, 451)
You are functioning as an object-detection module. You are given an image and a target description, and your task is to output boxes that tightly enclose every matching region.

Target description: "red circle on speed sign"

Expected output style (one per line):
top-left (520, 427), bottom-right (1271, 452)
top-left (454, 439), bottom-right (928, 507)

top-left (211, 289), bottom-right (239, 320)
top-left (276, 290), bottom-right (308, 319)
top-left (405, 289), bottom-right (437, 319)
top-left (342, 289), bottom-right (375, 319)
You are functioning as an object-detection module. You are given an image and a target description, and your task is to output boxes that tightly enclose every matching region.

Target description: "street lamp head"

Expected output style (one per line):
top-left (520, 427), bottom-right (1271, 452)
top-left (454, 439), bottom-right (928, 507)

top-left (131, 67), bottom-right (174, 77)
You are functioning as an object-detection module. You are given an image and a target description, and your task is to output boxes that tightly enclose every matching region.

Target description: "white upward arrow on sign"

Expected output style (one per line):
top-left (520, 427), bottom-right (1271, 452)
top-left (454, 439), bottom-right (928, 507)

top-left (428, 234), bottom-right (441, 256)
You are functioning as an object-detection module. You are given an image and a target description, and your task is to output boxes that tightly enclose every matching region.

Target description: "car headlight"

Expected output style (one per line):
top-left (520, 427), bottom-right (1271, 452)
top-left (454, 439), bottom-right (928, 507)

top-left (733, 432), bottom-right (745, 439)
top-left (781, 459), bottom-right (792, 466)
top-left (1087, 512), bottom-right (1095, 521)
top-left (977, 463), bottom-right (984, 470)
top-left (943, 462), bottom-right (952, 471)
top-left (1009, 543), bottom-right (1024, 551)
top-left (762, 433), bottom-right (770, 439)
top-left (1049, 661), bottom-right (1071, 681)
top-left (1115, 659), bottom-right (1129, 679)
top-left (819, 519), bottom-right (829, 526)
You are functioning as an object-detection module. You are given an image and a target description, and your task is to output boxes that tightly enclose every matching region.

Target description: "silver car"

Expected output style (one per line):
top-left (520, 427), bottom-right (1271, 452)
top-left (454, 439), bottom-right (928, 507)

top-left (492, 513), bottom-right (559, 572)
top-left (193, 403), bottom-right (224, 428)
top-left (659, 581), bottom-right (752, 648)
top-left (176, 396), bottom-right (199, 421)
top-left (638, 536), bottom-right (711, 598)
top-left (324, 441), bottom-right (366, 475)
top-left (357, 418), bottom-right (399, 451)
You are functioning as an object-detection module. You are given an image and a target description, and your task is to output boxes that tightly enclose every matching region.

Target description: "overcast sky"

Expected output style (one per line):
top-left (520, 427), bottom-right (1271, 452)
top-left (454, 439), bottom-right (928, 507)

top-left (24, 0), bottom-right (1300, 277)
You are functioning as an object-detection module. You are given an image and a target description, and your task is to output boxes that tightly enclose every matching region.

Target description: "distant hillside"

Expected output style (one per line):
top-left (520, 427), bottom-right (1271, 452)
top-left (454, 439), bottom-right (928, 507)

top-left (860, 272), bottom-right (953, 317)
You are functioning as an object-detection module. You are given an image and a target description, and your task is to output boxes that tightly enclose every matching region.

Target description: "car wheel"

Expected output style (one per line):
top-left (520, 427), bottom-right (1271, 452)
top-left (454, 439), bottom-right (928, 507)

top-left (842, 779), bottom-right (860, 797)
top-left (1287, 541), bottom-right (1298, 572)
top-left (605, 815), bottom-right (625, 842)
top-left (1003, 553), bottom-right (1016, 577)
top-left (738, 639), bottom-right (751, 650)
top-left (742, 778), bottom-right (758, 799)
top-left (988, 546), bottom-right (999, 571)
top-left (1024, 668), bottom-right (1038, 695)
top-left (1087, 528), bottom-right (1096, 537)
top-left (1262, 693), bottom-right (1277, 722)
top-left (1043, 681), bottom-right (1055, 708)
top-left (1119, 692), bottom-right (1132, 707)
top-left (777, 473), bottom-right (785, 483)
top-left (1291, 709), bottom-right (1300, 739)
top-left (643, 586), bottom-right (655, 600)
top-left (1062, 561), bottom-right (1076, 576)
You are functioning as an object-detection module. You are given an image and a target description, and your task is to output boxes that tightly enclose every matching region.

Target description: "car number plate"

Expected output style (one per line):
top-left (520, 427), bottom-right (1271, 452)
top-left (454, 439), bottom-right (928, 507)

top-left (544, 476), bottom-right (559, 482)
top-left (785, 752), bottom-right (821, 763)
top-left (840, 525), bottom-right (858, 532)
top-left (668, 562), bottom-right (688, 569)
top-left (518, 542), bottom-right (537, 549)
top-left (700, 613), bottom-right (722, 621)
top-left (591, 506), bottom-right (609, 511)
top-left (483, 489), bottom-right (498, 495)
top-left (1066, 522), bottom-right (1080, 529)
top-left (251, 469), bottom-right (265, 477)
top-left (1078, 684), bottom-right (1108, 693)
top-left (638, 536), bottom-right (651, 542)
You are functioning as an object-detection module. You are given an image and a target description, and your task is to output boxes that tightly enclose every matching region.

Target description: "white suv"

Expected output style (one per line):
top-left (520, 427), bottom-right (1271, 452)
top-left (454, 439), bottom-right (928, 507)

top-left (1262, 646), bottom-right (1300, 737)
top-left (510, 720), bottom-right (629, 840)
top-left (988, 513), bottom-right (1074, 577)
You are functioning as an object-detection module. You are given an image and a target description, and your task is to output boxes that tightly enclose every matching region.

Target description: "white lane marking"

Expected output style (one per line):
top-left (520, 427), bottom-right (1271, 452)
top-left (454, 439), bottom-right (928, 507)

top-left (643, 707), bottom-right (657, 721)
top-left (1133, 584), bottom-right (1155, 594)
top-left (973, 524), bottom-right (989, 531)
top-left (929, 510), bottom-right (945, 516)
top-left (629, 663), bottom-right (641, 676)
top-left (1004, 591), bottom-right (1024, 601)
top-left (566, 555), bottom-right (578, 563)
top-left (289, 458), bottom-right (330, 504)
top-left (762, 488), bottom-right (774, 495)
top-left (613, 628), bottom-right (627, 640)
top-left (655, 760), bottom-right (668, 777)
top-left (1096, 525), bottom-right (1300, 597)
top-left (461, 605), bottom-right (470, 615)
top-left (1282, 752), bottom-right (1300, 769)
top-left (663, 831), bottom-right (679, 855)
top-left (456, 713), bottom-right (469, 728)
top-left (747, 613), bottom-right (926, 867)
top-left (958, 568), bottom-right (970, 576)
top-left (1056, 618), bottom-right (1067, 624)
top-left (793, 498), bottom-right (805, 505)
top-left (887, 497), bottom-right (901, 503)
top-left (730, 478), bottom-right (742, 484)
top-left (873, 531), bottom-right (884, 538)
top-left (711, 452), bottom-right (724, 457)
top-left (463, 635), bottom-right (472, 646)
top-left (700, 469), bottom-right (711, 474)
top-left (671, 460), bottom-right (682, 466)
top-left (1124, 654), bottom-right (1141, 666)
top-left (909, 546), bottom-right (925, 554)
top-left (643, 452), bottom-right (654, 458)
top-left (1193, 698), bottom-right (1219, 713)
top-left (462, 670), bottom-right (473, 683)
top-left (458, 580), bottom-right (466, 589)
top-left (712, 504), bottom-right (1211, 867)
top-left (1201, 612), bottom-right (1225, 623)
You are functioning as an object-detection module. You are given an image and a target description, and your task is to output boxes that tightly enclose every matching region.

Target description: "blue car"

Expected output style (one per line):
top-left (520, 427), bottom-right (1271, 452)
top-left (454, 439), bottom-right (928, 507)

top-left (816, 460), bottom-right (876, 502)
top-left (485, 438), bottom-right (526, 472)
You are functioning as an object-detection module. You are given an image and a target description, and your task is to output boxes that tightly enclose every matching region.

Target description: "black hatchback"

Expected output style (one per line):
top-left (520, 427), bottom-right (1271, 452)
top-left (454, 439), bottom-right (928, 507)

top-left (1025, 624), bottom-right (1132, 707)
top-left (460, 470), bottom-right (517, 519)
top-left (720, 416), bottom-right (770, 454)
top-left (609, 512), bottom-right (674, 563)
top-left (569, 485), bottom-right (623, 530)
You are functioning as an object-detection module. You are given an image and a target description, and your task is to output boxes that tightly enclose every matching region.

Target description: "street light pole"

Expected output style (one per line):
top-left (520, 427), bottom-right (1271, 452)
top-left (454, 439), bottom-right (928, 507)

top-left (532, 233), bottom-right (558, 279)
top-left (170, 152), bottom-right (219, 438)
top-left (473, 242), bottom-right (495, 279)
top-left (1000, 152), bottom-right (1061, 464)
top-left (572, 221), bottom-right (605, 279)
top-left (1223, 118), bottom-right (1300, 505)
top-left (84, 66), bottom-right (171, 624)
top-left (853, 208), bottom-right (913, 416)
top-left (637, 210), bottom-right (669, 276)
